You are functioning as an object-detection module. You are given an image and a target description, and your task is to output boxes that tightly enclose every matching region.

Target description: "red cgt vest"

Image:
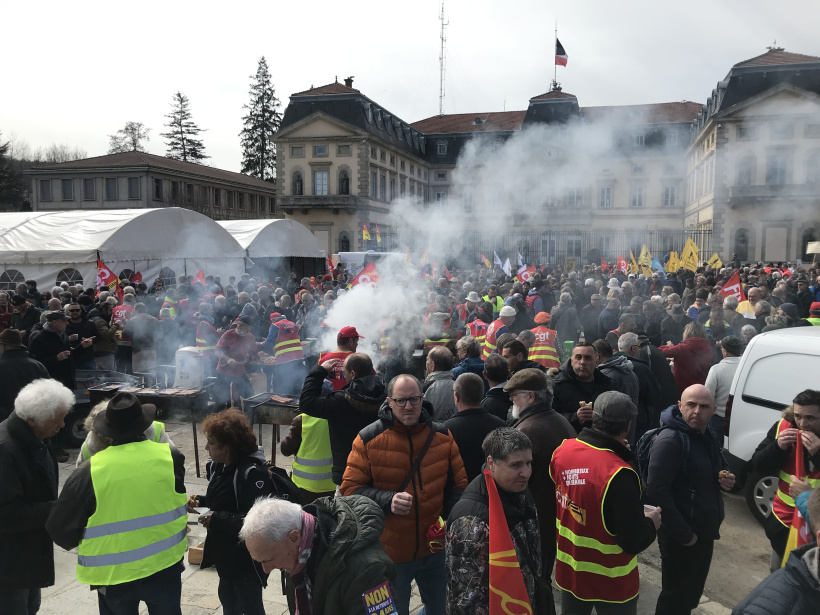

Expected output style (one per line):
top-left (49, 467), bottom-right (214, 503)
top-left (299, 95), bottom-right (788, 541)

top-left (318, 350), bottom-right (352, 391)
top-left (467, 320), bottom-right (488, 346)
top-left (529, 326), bottom-right (560, 369)
top-left (772, 419), bottom-right (820, 527)
top-left (482, 319), bottom-right (506, 360)
top-left (550, 438), bottom-right (640, 604)
top-left (272, 319), bottom-right (304, 365)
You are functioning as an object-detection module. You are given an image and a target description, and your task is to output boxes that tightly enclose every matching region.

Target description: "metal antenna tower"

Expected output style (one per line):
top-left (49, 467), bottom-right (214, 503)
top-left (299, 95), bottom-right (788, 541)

top-left (438, 2), bottom-right (449, 116)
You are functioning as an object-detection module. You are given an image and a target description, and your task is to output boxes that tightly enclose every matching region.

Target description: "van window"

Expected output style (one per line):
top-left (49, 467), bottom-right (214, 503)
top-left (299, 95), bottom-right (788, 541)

top-left (742, 352), bottom-right (820, 407)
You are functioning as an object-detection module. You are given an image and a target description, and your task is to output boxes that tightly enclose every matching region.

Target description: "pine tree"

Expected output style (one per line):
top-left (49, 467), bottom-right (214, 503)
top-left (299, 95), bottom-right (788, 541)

top-left (239, 57), bottom-right (281, 182)
top-left (161, 92), bottom-right (208, 163)
top-left (108, 121), bottom-right (151, 153)
top-left (0, 131), bottom-right (26, 211)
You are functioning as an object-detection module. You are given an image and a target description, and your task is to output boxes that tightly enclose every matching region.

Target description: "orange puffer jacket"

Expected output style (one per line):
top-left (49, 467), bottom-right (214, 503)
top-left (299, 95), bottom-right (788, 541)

top-left (341, 401), bottom-right (467, 563)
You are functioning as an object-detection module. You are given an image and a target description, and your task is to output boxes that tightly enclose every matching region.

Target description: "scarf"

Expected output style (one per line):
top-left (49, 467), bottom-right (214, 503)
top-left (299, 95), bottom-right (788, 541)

top-left (291, 510), bottom-right (316, 615)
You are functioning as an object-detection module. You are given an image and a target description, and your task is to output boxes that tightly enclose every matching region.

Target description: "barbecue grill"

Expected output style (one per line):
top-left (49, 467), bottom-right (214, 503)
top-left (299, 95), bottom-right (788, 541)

top-left (242, 392), bottom-right (300, 464)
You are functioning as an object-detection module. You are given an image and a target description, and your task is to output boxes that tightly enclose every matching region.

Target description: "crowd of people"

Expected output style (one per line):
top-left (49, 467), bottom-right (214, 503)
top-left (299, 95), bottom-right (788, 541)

top-left (1, 256), bottom-right (819, 615)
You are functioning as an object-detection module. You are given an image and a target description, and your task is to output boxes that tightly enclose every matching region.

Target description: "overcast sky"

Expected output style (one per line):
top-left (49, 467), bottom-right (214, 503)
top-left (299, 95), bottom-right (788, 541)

top-left (3, 0), bottom-right (818, 172)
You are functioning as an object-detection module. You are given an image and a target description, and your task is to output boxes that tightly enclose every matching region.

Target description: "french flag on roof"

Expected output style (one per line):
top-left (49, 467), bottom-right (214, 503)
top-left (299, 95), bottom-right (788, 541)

top-left (555, 39), bottom-right (568, 66)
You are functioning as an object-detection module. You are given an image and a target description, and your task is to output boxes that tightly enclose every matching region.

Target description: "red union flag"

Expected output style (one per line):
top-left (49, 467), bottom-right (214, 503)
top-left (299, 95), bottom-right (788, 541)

top-left (781, 434), bottom-right (811, 567)
top-left (96, 259), bottom-right (119, 291)
top-left (600, 257), bottom-right (611, 273)
top-left (515, 265), bottom-right (536, 283)
top-left (347, 262), bottom-right (380, 290)
top-left (616, 256), bottom-right (629, 275)
top-left (485, 469), bottom-right (532, 615)
top-left (719, 271), bottom-right (746, 302)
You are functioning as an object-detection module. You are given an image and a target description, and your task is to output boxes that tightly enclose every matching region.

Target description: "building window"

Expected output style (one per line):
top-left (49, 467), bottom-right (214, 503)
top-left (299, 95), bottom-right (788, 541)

top-left (171, 181), bottom-right (180, 202)
top-left (238, 192), bottom-right (245, 209)
top-left (400, 178), bottom-right (406, 195)
top-left (313, 171), bottom-right (329, 196)
top-left (566, 188), bottom-right (582, 207)
top-left (339, 232), bottom-right (351, 252)
top-left (436, 140), bottom-right (447, 156)
top-left (409, 182), bottom-right (415, 197)
top-left (127, 177), bottom-right (140, 199)
top-left (83, 178), bottom-right (95, 200)
top-left (214, 189), bottom-right (222, 207)
top-left (291, 172), bottom-right (303, 195)
top-left (736, 156), bottom-right (755, 186)
top-left (766, 153), bottom-right (791, 185)
top-left (400, 160), bottom-right (405, 171)
top-left (370, 147), bottom-right (376, 159)
top-left (435, 191), bottom-right (447, 202)
top-left (390, 155), bottom-right (396, 167)
top-left (632, 165), bottom-right (643, 175)
top-left (629, 185), bottom-right (644, 208)
top-left (380, 151), bottom-right (386, 163)
top-left (337, 144), bottom-right (351, 156)
top-left (105, 178), bottom-right (118, 200)
top-left (269, 197), bottom-right (276, 214)
top-left (771, 122), bottom-right (794, 140)
top-left (410, 164), bottom-right (415, 176)
top-left (735, 229), bottom-right (749, 262)
top-left (339, 170), bottom-right (350, 195)
top-left (379, 174), bottom-right (386, 200)
top-left (39, 179), bottom-right (53, 201)
top-left (802, 228), bottom-right (816, 261)
top-left (370, 172), bottom-right (377, 198)
top-left (158, 267), bottom-right (176, 288)
top-left (493, 137), bottom-right (504, 149)
top-left (290, 145), bottom-right (304, 157)
top-left (662, 185), bottom-right (677, 208)
top-left (313, 145), bottom-right (328, 157)
top-left (807, 152), bottom-right (820, 184)
top-left (153, 179), bottom-right (163, 200)
top-left (567, 232), bottom-right (582, 258)
top-left (598, 186), bottom-right (613, 208)
top-left (0, 268), bottom-right (25, 291)
top-left (633, 134), bottom-right (645, 147)
top-left (737, 123), bottom-right (758, 140)
top-left (61, 179), bottom-right (74, 201)
top-left (227, 191), bottom-right (234, 209)
top-left (389, 178), bottom-right (395, 201)
top-left (185, 183), bottom-right (194, 204)
top-left (435, 172), bottom-right (447, 181)
top-left (57, 268), bottom-right (83, 286)
top-left (541, 232), bottom-right (556, 263)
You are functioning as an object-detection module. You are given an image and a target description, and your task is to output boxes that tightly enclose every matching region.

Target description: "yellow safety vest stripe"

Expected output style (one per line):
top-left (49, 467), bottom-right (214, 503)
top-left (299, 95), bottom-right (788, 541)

top-left (555, 550), bottom-right (637, 578)
top-left (555, 519), bottom-right (625, 555)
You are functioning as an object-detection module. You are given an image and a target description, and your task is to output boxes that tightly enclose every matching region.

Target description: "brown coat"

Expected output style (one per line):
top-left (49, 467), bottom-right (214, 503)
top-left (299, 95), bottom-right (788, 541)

top-left (341, 401), bottom-right (467, 563)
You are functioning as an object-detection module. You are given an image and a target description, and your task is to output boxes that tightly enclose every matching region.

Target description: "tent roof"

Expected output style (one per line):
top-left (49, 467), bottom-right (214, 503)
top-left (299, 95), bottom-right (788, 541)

top-left (0, 208), bottom-right (245, 264)
top-left (217, 219), bottom-right (325, 258)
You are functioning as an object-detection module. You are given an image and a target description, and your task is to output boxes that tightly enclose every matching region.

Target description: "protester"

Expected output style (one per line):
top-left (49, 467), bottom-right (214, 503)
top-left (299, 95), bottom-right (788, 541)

top-left (423, 346), bottom-right (458, 422)
top-left (646, 384), bottom-right (735, 615)
top-left (298, 352), bottom-right (386, 488)
top-left (443, 373), bottom-right (505, 481)
top-left (188, 409), bottom-right (274, 615)
top-left (240, 495), bottom-right (395, 615)
top-left (704, 335), bottom-right (744, 447)
top-left (480, 353), bottom-right (511, 421)
top-left (615, 332), bottom-right (662, 440)
top-left (10, 295), bottom-right (41, 341)
top-left (0, 379), bottom-right (73, 614)
top-left (263, 312), bottom-right (306, 395)
top-left (482, 305), bottom-right (516, 359)
top-left (750, 390), bottom-right (820, 570)
top-left (0, 329), bottom-right (50, 422)
top-left (552, 342), bottom-right (614, 433)
top-left (87, 299), bottom-right (121, 370)
top-left (551, 292), bottom-right (582, 350)
top-left (214, 315), bottom-right (259, 408)
top-left (551, 391), bottom-right (661, 613)
top-left (661, 322), bottom-right (714, 395)
top-left (451, 335), bottom-right (486, 389)
top-left (318, 326), bottom-right (363, 391)
top-left (342, 374), bottom-right (467, 615)
top-left (446, 428), bottom-right (543, 614)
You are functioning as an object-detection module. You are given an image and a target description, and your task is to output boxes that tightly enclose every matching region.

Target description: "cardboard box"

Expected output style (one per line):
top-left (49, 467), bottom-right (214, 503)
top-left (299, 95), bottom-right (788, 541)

top-left (188, 541), bottom-right (204, 565)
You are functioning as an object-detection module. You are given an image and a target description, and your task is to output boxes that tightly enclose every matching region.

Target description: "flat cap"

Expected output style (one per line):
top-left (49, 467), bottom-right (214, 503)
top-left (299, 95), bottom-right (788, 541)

top-left (503, 368), bottom-right (548, 393)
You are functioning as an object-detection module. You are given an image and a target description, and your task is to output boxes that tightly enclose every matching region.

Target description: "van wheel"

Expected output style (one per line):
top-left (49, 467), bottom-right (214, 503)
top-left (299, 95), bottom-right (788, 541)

top-left (745, 471), bottom-right (777, 525)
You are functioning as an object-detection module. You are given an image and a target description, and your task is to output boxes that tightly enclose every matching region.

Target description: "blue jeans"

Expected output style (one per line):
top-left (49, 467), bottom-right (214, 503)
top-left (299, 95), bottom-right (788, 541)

top-left (97, 563), bottom-right (182, 615)
top-left (0, 588), bottom-right (41, 615)
top-left (217, 573), bottom-right (266, 615)
top-left (394, 550), bottom-right (445, 615)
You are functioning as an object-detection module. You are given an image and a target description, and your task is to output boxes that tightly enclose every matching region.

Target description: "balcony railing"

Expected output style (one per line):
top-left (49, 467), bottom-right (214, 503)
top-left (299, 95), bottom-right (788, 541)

top-left (729, 183), bottom-right (819, 201)
top-left (278, 195), bottom-right (359, 211)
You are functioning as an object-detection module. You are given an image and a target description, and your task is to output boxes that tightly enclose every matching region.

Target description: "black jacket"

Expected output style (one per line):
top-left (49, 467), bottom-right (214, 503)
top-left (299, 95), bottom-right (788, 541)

top-left (27, 326), bottom-right (74, 390)
top-left (299, 364), bottom-right (386, 485)
top-left (575, 429), bottom-right (657, 555)
top-left (66, 317), bottom-right (98, 366)
top-left (196, 454), bottom-right (273, 583)
top-left (613, 352), bottom-right (662, 438)
top-left (0, 349), bottom-right (50, 421)
top-left (511, 359), bottom-right (547, 375)
top-left (552, 360), bottom-right (614, 433)
top-left (731, 544), bottom-right (820, 615)
top-left (661, 315), bottom-right (694, 346)
top-left (643, 313), bottom-right (664, 347)
top-left (480, 386), bottom-right (510, 422)
top-left (444, 408), bottom-right (505, 482)
top-left (643, 343), bottom-right (680, 410)
top-left (0, 413), bottom-right (59, 589)
top-left (46, 437), bottom-right (186, 553)
top-left (645, 405), bottom-right (727, 544)
top-left (579, 304), bottom-right (603, 341)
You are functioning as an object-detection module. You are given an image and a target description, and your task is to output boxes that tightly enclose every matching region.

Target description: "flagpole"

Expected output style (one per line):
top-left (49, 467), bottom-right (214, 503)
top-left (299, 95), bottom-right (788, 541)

top-left (554, 21), bottom-right (558, 86)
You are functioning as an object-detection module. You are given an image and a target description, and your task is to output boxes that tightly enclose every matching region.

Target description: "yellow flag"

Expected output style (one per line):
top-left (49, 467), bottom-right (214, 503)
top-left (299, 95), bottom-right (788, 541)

top-left (679, 238), bottom-right (699, 272)
top-left (707, 253), bottom-right (723, 269)
top-left (362, 223), bottom-right (371, 241)
top-left (666, 251), bottom-right (679, 273)
top-left (629, 250), bottom-right (639, 275)
top-left (638, 244), bottom-right (653, 277)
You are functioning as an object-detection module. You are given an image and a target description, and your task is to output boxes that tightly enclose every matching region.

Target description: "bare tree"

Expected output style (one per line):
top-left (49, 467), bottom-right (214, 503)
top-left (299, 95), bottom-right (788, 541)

top-left (108, 121), bottom-right (151, 153)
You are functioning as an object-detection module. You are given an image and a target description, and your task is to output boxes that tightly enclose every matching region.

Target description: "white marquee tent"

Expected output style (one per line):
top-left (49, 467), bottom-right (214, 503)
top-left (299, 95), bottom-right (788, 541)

top-left (217, 219), bottom-right (325, 258)
top-left (0, 208), bottom-right (246, 290)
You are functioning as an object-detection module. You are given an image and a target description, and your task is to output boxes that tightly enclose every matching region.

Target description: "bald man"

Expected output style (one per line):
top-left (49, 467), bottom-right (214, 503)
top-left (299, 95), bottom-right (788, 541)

top-left (646, 384), bottom-right (735, 615)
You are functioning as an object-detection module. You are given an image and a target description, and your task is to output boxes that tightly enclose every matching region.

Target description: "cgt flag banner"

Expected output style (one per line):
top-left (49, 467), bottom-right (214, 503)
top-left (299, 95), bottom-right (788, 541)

top-left (192, 269), bottom-right (206, 287)
top-left (347, 262), bottom-right (380, 289)
top-left (485, 469), bottom-right (533, 615)
top-left (781, 434), bottom-right (812, 567)
top-left (600, 257), bottom-right (610, 273)
top-left (515, 265), bottom-right (536, 282)
top-left (362, 224), bottom-right (371, 241)
top-left (719, 271), bottom-right (746, 302)
top-left (616, 256), bottom-right (629, 275)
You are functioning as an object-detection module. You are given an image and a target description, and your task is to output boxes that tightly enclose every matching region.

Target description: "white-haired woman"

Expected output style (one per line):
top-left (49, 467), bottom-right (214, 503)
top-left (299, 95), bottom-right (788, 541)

top-left (76, 400), bottom-right (172, 467)
top-left (0, 379), bottom-right (74, 609)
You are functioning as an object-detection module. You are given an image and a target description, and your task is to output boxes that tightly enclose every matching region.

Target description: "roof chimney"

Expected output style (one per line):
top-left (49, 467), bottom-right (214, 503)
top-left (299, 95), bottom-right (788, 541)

top-left (344, 76), bottom-right (354, 88)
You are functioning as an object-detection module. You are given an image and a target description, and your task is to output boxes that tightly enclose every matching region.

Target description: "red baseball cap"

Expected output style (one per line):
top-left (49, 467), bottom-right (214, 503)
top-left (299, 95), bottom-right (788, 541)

top-left (338, 326), bottom-right (364, 339)
top-left (810, 302), bottom-right (820, 312)
top-left (269, 312), bottom-right (283, 322)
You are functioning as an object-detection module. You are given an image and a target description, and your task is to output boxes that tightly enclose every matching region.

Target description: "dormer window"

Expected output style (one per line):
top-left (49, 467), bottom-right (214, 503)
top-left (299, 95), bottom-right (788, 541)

top-left (437, 140), bottom-right (447, 156)
top-left (473, 117), bottom-right (484, 125)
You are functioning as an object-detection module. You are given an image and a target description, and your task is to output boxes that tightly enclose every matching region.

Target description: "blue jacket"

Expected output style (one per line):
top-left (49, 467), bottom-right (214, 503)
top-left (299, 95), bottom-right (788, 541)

top-left (451, 357), bottom-right (488, 392)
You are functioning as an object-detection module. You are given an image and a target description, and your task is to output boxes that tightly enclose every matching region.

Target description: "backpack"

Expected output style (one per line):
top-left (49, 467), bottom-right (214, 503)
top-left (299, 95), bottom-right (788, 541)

top-left (232, 456), bottom-right (301, 507)
top-left (634, 425), bottom-right (690, 494)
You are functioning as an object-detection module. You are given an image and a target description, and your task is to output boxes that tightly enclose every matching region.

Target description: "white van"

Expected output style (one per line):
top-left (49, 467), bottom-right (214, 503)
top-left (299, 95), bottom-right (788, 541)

top-left (724, 326), bottom-right (820, 523)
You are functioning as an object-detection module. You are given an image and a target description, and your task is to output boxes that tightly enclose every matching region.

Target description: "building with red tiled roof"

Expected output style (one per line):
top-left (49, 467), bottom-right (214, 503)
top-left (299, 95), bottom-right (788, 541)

top-left (25, 151), bottom-right (277, 220)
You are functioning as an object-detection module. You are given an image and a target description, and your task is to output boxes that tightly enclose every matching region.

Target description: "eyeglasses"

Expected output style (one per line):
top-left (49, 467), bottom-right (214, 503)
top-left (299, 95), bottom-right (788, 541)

top-left (390, 396), bottom-right (422, 407)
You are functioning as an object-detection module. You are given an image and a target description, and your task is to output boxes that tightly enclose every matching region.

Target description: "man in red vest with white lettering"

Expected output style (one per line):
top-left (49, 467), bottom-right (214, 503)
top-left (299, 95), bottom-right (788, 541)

top-left (482, 305), bottom-right (516, 360)
top-left (263, 312), bottom-right (305, 395)
top-left (551, 391), bottom-right (661, 614)
top-left (318, 326), bottom-right (363, 392)
top-left (529, 312), bottom-right (560, 369)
